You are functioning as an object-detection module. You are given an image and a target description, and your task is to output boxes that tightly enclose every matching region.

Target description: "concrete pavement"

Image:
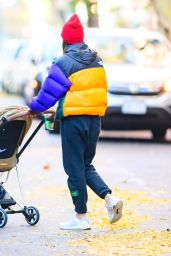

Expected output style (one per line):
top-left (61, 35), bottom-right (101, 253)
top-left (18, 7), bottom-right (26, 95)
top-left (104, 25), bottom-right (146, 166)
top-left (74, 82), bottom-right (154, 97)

top-left (0, 93), bottom-right (171, 256)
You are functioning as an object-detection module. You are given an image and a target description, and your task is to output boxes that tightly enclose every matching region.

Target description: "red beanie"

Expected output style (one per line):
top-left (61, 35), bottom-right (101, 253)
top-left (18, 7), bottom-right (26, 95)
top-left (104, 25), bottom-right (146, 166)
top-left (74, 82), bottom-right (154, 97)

top-left (61, 14), bottom-right (84, 44)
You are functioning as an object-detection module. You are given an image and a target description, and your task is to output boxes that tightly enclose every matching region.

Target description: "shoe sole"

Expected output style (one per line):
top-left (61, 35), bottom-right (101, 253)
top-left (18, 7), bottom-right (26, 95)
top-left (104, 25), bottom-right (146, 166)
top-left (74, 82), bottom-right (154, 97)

top-left (110, 200), bottom-right (123, 224)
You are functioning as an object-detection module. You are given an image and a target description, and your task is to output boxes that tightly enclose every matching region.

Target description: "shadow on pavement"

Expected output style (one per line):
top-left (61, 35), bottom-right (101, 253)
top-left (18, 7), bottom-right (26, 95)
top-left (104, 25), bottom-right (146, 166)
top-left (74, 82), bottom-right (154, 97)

top-left (99, 137), bottom-right (171, 144)
top-left (99, 130), bottom-right (171, 144)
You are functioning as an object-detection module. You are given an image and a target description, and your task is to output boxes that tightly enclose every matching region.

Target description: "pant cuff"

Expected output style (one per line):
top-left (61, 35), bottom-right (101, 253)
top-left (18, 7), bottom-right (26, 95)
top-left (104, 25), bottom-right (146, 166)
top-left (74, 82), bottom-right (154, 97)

top-left (100, 189), bottom-right (112, 199)
top-left (75, 207), bottom-right (87, 214)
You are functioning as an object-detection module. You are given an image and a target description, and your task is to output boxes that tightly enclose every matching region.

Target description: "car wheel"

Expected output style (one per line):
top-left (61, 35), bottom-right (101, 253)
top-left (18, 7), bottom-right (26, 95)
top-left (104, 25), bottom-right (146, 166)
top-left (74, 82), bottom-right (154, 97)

top-left (152, 128), bottom-right (167, 139)
top-left (49, 119), bottom-right (60, 134)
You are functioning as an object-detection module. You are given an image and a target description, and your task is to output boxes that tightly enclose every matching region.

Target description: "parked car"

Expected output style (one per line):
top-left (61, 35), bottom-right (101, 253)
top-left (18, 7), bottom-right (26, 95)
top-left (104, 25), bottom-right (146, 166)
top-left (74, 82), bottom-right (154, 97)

top-left (2, 36), bottom-right (61, 95)
top-left (0, 38), bottom-right (22, 92)
top-left (25, 29), bottom-right (171, 138)
top-left (23, 61), bottom-right (48, 105)
top-left (23, 36), bottom-right (62, 104)
top-left (2, 39), bottom-right (41, 95)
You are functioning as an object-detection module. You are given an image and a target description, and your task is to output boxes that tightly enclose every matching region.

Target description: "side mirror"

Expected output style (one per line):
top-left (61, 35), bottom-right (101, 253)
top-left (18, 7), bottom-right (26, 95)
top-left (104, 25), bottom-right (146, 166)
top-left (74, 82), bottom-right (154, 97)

top-left (31, 58), bottom-right (38, 65)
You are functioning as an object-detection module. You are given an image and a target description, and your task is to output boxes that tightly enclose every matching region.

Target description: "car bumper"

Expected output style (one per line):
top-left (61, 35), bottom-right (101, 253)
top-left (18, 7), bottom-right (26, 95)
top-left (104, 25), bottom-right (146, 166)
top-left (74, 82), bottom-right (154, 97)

top-left (101, 93), bottom-right (171, 130)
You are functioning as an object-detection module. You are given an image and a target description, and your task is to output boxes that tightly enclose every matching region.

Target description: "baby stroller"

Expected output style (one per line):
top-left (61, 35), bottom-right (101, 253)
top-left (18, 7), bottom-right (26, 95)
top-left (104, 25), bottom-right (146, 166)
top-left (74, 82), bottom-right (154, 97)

top-left (0, 106), bottom-right (54, 228)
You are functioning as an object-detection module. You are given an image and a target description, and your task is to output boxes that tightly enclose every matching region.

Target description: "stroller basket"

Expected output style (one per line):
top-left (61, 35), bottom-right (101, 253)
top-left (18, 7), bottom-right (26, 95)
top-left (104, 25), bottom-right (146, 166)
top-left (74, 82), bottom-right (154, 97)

top-left (0, 106), bottom-right (54, 228)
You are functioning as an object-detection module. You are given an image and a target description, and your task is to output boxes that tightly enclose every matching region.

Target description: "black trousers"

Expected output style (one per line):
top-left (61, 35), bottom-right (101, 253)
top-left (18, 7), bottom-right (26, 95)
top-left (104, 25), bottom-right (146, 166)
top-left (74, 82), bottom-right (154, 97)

top-left (61, 116), bottom-right (111, 214)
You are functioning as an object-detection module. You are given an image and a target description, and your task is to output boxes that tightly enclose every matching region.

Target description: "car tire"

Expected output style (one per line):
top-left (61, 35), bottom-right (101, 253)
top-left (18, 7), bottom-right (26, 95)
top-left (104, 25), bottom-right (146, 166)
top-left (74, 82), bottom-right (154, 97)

top-left (152, 128), bottom-right (167, 139)
top-left (49, 119), bottom-right (60, 134)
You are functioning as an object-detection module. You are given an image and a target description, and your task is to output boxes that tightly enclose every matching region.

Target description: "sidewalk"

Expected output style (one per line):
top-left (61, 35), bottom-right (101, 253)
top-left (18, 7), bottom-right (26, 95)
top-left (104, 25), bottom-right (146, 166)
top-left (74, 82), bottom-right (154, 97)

top-left (0, 184), bottom-right (170, 256)
top-left (0, 99), bottom-right (171, 255)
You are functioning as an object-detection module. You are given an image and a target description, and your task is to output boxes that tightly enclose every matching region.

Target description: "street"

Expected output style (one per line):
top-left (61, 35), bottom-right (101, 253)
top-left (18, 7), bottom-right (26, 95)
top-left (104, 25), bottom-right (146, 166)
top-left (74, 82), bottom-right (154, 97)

top-left (0, 94), bottom-right (171, 256)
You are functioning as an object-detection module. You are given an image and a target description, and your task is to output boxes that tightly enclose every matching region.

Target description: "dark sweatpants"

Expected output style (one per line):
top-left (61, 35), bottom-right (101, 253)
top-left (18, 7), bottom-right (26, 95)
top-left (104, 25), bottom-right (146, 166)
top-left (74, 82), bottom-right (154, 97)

top-left (61, 115), bottom-right (112, 214)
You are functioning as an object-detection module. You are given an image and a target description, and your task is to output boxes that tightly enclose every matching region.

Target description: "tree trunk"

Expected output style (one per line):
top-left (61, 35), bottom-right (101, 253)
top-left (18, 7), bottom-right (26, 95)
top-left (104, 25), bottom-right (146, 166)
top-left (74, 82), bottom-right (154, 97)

top-left (69, 0), bottom-right (99, 27)
top-left (151, 0), bottom-right (171, 42)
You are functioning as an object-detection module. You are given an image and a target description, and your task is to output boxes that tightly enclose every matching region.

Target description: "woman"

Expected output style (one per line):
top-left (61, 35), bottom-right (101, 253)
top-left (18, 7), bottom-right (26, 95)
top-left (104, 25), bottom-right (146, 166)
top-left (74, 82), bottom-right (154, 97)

top-left (29, 14), bottom-right (123, 230)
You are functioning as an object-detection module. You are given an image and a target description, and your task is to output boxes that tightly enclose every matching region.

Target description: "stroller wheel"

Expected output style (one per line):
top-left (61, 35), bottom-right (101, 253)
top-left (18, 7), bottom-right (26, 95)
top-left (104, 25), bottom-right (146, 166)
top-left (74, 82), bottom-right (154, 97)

top-left (0, 208), bottom-right (8, 228)
top-left (25, 206), bottom-right (40, 226)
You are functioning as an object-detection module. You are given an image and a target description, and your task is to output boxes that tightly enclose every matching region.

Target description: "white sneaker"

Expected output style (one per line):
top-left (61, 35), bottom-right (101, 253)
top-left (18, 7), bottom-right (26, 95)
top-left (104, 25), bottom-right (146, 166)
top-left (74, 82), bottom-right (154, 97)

top-left (106, 197), bottom-right (123, 224)
top-left (59, 217), bottom-right (91, 230)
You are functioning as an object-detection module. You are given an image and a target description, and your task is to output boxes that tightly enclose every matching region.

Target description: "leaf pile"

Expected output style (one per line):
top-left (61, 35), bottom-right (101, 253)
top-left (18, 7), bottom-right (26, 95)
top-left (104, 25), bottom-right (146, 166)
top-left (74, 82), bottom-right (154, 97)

top-left (69, 230), bottom-right (171, 256)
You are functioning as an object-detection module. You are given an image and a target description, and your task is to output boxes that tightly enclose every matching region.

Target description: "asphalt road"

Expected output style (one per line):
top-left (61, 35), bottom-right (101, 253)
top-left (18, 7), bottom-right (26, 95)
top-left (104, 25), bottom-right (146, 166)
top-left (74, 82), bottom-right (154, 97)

top-left (0, 94), bottom-right (171, 256)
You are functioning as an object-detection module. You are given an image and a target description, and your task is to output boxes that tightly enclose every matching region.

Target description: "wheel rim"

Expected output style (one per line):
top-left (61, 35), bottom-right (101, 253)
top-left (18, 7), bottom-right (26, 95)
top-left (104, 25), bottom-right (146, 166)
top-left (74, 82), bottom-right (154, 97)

top-left (27, 208), bottom-right (38, 224)
top-left (0, 210), bottom-right (7, 227)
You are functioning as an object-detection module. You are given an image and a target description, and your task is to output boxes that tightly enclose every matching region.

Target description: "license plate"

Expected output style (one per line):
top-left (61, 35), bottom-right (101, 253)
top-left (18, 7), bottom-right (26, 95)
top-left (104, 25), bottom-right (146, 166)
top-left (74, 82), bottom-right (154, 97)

top-left (121, 100), bottom-right (147, 115)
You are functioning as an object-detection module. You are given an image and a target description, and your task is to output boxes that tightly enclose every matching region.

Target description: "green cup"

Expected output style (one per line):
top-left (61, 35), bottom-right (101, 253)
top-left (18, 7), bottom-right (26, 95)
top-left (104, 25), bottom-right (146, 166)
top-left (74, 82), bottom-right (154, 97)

top-left (45, 120), bottom-right (54, 130)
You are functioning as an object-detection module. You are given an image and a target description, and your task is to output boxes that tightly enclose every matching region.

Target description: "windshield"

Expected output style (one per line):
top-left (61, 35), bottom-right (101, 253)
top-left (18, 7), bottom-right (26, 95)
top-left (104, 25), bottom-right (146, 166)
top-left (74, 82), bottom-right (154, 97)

top-left (40, 39), bottom-right (62, 62)
top-left (41, 43), bottom-right (62, 62)
top-left (87, 36), bottom-right (171, 67)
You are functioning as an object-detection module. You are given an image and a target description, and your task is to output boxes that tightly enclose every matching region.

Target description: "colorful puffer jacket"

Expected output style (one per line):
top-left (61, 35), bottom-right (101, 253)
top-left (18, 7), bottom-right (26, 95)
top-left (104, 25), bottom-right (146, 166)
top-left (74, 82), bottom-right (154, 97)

top-left (29, 64), bottom-right (72, 112)
top-left (54, 43), bottom-right (107, 119)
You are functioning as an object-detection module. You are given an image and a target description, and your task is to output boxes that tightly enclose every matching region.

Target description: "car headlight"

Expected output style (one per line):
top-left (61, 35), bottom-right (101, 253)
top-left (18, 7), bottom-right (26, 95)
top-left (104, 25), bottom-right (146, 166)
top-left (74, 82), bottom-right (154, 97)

top-left (31, 79), bottom-right (38, 89)
top-left (164, 79), bottom-right (171, 92)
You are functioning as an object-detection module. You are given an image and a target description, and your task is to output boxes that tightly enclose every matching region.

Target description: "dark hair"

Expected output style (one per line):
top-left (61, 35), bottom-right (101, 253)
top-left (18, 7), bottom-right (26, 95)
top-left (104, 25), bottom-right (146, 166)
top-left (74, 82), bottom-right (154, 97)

top-left (62, 41), bottom-right (71, 52)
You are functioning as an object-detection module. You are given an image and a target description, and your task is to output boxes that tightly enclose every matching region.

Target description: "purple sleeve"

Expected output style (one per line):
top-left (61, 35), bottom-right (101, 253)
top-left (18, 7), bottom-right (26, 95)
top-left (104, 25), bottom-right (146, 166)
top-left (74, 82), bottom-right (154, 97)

top-left (29, 64), bottom-right (71, 112)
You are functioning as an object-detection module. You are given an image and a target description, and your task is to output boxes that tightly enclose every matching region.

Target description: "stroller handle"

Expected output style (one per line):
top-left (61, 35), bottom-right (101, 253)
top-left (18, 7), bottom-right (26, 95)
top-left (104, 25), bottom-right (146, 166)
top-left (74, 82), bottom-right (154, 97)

top-left (0, 108), bottom-right (56, 158)
top-left (0, 108), bottom-right (55, 126)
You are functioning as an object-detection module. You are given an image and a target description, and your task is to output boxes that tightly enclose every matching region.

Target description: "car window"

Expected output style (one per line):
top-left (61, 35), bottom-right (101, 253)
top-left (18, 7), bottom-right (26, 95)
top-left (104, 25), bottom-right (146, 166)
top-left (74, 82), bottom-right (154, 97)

top-left (86, 36), bottom-right (135, 64)
top-left (41, 42), bottom-right (62, 62)
top-left (135, 38), bottom-right (171, 67)
top-left (0, 39), bottom-right (21, 60)
top-left (86, 34), bottom-right (171, 67)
